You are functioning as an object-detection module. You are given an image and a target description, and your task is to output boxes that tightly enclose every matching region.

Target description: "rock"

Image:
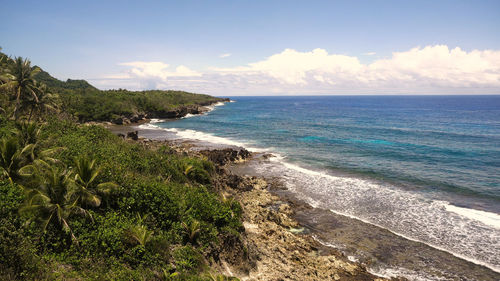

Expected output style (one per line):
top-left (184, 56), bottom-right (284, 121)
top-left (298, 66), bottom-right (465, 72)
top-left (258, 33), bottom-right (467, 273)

top-left (112, 117), bottom-right (124, 125)
top-left (130, 114), bottom-right (141, 123)
top-left (226, 175), bottom-right (382, 281)
top-left (200, 148), bottom-right (251, 166)
top-left (111, 116), bottom-right (131, 125)
top-left (226, 174), bottom-right (243, 189)
top-left (186, 105), bottom-right (201, 114)
top-left (126, 131), bottom-right (138, 140)
top-left (129, 113), bottom-right (146, 123)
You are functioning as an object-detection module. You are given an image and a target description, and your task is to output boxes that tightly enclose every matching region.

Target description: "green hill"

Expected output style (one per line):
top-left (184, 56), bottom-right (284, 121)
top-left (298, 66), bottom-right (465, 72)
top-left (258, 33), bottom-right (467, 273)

top-left (34, 68), bottom-right (96, 91)
top-left (0, 52), bottom-right (242, 280)
top-left (0, 51), bottom-right (225, 122)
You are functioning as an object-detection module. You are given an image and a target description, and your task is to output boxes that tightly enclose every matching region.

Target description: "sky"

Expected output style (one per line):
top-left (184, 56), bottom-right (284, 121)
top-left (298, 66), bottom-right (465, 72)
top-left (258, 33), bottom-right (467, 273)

top-left (1, 0), bottom-right (500, 95)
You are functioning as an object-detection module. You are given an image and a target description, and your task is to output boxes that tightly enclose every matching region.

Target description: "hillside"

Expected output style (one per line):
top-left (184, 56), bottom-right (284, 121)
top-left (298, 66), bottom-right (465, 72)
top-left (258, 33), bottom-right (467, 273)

top-left (34, 68), bottom-right (97, 91)
top-left (0, 51), bottom-right (226, 122)
top-left (0, 53), bottom-right (242, 280)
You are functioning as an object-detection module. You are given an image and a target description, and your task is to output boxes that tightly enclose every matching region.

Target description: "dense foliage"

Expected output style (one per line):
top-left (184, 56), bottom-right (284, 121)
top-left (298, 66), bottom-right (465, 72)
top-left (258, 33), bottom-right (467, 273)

top-left (59, 88), bottom-right (220, 122)
top-left (0, 51), bottom-right (242, 280)
top-left (1, 50), bottom-right (223, 122)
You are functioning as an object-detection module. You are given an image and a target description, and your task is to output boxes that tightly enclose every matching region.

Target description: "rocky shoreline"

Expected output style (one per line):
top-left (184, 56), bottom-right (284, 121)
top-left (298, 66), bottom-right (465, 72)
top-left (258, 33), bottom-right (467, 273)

top-left (101, 107), bottom-right (500, 281)
top-left (107, 130), bottom-right (393, 280)
top-left (99, 103), bottom-right (404, 280)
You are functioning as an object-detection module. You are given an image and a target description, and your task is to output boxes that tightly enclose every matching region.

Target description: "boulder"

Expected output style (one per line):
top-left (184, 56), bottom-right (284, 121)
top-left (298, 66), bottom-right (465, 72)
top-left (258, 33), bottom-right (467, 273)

top-left (112, 117), bottom-right (124, 125)
top-left (200, 148), bottom-right (251, 166)
top-left (130, 114), bottom-right (141, 123)
top-left (126, 131), bottom-right (139, 140)
top-left (111, 116), bottom-right (131, 125)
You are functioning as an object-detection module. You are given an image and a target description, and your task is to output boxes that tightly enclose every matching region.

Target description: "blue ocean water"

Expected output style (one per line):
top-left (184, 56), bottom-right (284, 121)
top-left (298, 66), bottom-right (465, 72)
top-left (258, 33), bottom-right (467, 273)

top-left (149, 95), bottom-right (500, 274)
top-left (166, 96), bottom-right (500, 205)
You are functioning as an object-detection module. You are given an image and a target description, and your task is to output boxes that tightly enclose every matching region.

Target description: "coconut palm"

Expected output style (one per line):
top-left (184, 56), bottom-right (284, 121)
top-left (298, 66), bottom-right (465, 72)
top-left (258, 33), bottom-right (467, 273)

top-left (19, 161), bottom-right (92, 243)
top-left (0, 49), bottom-right (11, 81)
top-left (0, 53), bottom-right (13, 116)
top-left (124, 224), bottom-right (154, 247)
top-left (1, 57), bottom-right (42, 120)
top-left (181, 219), bottom-right (201, 245)
top-left (123, 214), bottom-right (154, 246)
top-left (13, 121), bottom-right (62, 163)
top-left (0, 54), bottom-right (9, 84)
top-left (23, 81), bottom-right (58, 122)
top-left (33, 82), bottom-right (59, 120)
top-left (72, 155), bottom-right (118, 207)
top-left (0, 137), bottom-right (33, 183)
top-left (13, 121), bottom-right (40, 146)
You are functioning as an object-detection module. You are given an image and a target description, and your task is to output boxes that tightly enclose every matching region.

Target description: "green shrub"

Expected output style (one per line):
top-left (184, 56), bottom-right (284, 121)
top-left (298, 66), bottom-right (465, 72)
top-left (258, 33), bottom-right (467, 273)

top-left (0, 114), bottom-right (244, 279)
top-left (0, 220), bottom-right (46, 280)
top-left (173, 245), bottom-right (204, 274)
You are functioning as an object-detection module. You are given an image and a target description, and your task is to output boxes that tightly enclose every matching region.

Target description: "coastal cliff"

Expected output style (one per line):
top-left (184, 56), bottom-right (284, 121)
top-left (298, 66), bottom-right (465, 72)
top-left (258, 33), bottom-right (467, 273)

top-left (109, 99), bottom-right (230, 125)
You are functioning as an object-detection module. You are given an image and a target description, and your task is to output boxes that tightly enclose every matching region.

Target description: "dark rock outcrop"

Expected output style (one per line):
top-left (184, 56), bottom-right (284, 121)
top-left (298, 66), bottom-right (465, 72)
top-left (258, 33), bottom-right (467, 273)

top-left (130, 114), bottom-right (146, 123)
top-left (149, 105), bottom-right (202, 119)
top-left (200, 148), bottom-right (251, 166)
top-left (112, 116), bottom-right (131, 125)
top-left (126, 131), bottom-right (138, 140)
top-left (112, 117), bottom-right (124, 125)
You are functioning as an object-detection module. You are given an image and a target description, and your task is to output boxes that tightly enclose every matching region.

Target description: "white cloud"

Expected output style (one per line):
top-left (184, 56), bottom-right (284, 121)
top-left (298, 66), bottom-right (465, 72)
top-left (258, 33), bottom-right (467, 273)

top-left (96, 45), bottom-right (500, 95)
top-left (105, 61), bottom-right (202, 89)
top-left (218, 48), bottom-right (364, 85)
top-left (213, 45), bottom-right (500, 93)
top-left (363, 52), bottom-right (376, 56)
top-left (119, 61), bottom-right (201, 79)
top-left (219, 53), bottom-right (232, 58)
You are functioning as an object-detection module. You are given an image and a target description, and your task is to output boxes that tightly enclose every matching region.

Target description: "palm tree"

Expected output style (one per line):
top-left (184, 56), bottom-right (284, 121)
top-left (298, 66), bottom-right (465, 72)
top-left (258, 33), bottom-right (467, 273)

top-left (72, 155), bottom-right (118, 207)
top-left (0, 53), bottom-right (14, 116)
top-left (181, 219), bottom-right (201, 245)
top-left (29, 82), bottom-right (59, 121)
top-left (124, 224), bottom-right (154, 247)
top-left (2, 57), bottom-right (41, 120)
top-left (0, 137), bottom-right (33, 183)
top-left (14, 121), bottom-right (40, 146)
top-left (0, 53), bottom-right (9, 85)
top-left (19, 161), bottom-right (92, 243)
top-left (123, 214), bottom-right (154, 246)
top-left (13, 121), bottom-right (62, 162)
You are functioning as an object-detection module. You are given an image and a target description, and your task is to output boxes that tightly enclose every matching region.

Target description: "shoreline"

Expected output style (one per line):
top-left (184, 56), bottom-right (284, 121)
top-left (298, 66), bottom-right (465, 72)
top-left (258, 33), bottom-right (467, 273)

top-left (229, 154), bottom-right (500, 281)
top-left (102, 121), bottom-right (389, 280)
top-left (102, 109), bottom-right (499, 280)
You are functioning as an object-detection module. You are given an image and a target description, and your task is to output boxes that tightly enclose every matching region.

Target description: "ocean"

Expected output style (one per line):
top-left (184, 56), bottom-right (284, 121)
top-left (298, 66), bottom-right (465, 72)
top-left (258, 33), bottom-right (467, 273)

top-left (140, 95), bottom-right (500, 280)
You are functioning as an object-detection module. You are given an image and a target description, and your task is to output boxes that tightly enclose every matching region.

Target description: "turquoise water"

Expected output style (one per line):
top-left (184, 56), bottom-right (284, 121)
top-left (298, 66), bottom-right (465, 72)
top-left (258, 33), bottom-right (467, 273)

top-left (147, 95), bottom-right (500, 275)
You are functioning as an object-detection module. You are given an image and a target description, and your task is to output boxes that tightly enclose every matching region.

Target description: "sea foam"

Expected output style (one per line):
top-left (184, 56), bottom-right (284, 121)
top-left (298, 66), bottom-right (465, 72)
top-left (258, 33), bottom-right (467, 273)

top-left (138, 122), bottom-right (263, 152)
top-left (444, 204), bottom-right (500, 229)
top-left (255, 155), bottom-right (500, 273)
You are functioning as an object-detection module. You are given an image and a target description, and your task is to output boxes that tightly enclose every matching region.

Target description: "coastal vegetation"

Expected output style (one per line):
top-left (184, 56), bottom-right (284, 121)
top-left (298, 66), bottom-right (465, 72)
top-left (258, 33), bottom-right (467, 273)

top-left (0, 51), bottom-right (242, 280)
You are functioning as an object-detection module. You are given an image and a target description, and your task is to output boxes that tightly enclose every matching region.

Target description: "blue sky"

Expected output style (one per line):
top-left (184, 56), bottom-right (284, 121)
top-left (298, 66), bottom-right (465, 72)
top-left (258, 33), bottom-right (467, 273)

top-left (1, 0), bottom-right (500, 95)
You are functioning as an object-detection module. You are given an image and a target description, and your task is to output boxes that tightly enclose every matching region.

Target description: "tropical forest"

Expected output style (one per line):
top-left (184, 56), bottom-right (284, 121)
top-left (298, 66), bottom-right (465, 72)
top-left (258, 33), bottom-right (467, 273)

top-left (0, 50), bottom-right (243, 280)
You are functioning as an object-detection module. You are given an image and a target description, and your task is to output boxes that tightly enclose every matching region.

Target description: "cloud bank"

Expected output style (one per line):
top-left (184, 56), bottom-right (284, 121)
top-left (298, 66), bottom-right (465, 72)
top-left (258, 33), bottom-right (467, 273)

top-left (92, 45), bottom-right (500, 95)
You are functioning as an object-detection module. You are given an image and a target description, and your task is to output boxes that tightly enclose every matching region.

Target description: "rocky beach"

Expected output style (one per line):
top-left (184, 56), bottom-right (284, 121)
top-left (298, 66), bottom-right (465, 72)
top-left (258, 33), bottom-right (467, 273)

top-left (104, 132), bottom-right (389, 280)
top-left (103, 99), bottom-right (500, 281)
top-left (104, 109), bottom-right (395, 280)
